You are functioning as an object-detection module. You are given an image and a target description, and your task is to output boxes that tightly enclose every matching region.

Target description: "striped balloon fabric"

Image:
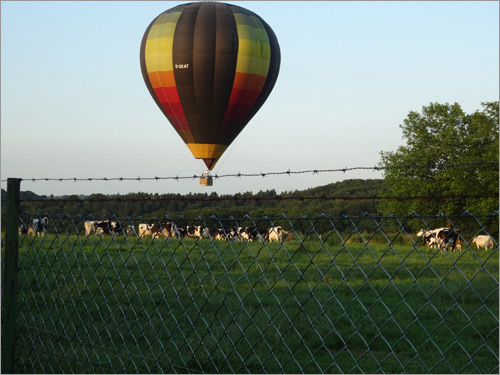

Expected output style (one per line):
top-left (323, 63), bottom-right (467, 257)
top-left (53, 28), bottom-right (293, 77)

top-left (140, 2), bottom-right (281, 170)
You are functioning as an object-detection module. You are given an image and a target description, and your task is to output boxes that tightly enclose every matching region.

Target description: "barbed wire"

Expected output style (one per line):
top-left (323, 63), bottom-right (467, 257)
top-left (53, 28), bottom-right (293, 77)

top-left (1, 161), bottom-right (497, 184)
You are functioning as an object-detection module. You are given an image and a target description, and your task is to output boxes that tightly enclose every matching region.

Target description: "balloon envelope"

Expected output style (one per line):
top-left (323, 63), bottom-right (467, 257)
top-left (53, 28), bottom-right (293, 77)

top-left (140, 2), bottom-right (280, 170)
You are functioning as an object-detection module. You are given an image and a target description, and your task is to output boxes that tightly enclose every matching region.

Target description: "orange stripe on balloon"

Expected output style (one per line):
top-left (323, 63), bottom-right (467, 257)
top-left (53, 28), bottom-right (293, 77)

top-left (232, 72), bottom-right (266, 92)
top-left (148, 70), bottom-right (176, 88)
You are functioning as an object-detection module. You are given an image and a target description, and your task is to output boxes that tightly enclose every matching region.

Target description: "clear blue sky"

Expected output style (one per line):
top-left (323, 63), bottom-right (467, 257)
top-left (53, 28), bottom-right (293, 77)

top-left (1, 1), bottom-right (498, 197)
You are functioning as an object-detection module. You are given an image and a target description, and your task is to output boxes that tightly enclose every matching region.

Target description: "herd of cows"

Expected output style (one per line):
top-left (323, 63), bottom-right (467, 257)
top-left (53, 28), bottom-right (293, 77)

top-left (82, 220), bottom-right (288, 243)
top-left (18, 217), bottom-right (496, 252)
top-left (417, 227), bottom-right (495, 253)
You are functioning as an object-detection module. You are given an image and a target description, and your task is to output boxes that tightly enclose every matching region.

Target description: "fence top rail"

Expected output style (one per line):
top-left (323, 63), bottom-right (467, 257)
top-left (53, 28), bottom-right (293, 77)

top-left (4, 193), bottom-right (499, 204)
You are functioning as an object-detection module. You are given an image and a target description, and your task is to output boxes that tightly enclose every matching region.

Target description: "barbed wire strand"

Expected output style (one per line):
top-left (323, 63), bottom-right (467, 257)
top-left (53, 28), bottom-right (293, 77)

top-left (1, 161), bottom-right (497, 184)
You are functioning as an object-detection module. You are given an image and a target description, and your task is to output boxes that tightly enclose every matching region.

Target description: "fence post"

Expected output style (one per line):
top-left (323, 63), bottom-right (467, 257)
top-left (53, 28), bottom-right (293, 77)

top-left (2, 178), bottom-right (21, 374)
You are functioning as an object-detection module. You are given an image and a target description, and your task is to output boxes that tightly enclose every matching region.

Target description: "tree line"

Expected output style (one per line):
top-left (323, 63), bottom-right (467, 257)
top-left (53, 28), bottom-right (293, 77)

top-left (2, 101), bottom-right (498, 221)
top-left (3, 179), bottom-right (385, 220)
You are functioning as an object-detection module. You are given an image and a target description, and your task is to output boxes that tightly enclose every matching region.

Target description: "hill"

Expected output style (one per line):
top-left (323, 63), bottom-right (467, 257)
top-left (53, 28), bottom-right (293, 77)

top-left (4, 179), bottom-right (385, 219)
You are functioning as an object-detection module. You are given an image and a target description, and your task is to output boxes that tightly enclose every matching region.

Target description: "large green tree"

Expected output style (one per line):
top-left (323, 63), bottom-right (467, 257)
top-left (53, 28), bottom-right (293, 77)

top-left (378, 101), bottom-right (499, 215)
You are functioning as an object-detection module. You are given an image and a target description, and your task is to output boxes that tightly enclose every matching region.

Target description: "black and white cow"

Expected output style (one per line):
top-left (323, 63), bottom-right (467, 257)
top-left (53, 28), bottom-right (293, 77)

top-left (18, 219), bottom-right (28, 235)
top-left (417, 228), bottom-right (447, 249)
top-left (95, 221), bottom-right (122, 236)
top-left (29, 217), bottom-right (49, 237)
top-left (250, 227), bottom-right (269, 242)
top-left (203, 228), bottom-right (235, 241)
top-left (436, 228), bottom-right (461, 253)
top-left (148, 222), bottom-right (179, 239)
top-left (126, 225), bottom-right (137, 237)
top-left (236, 227), bottom-right (252, 242)
top-left (185, 225), bottom-right (203, 239)
top-left (417, 227), bottom-right (461, 252)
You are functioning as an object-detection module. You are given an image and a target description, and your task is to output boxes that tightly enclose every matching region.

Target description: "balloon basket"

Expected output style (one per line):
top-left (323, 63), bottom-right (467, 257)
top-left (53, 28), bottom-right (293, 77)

top-left (200, 170), bottom-right (213, 186)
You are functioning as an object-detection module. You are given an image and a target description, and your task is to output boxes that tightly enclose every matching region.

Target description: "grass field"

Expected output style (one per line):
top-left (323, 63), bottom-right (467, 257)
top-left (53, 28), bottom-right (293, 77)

top-left (6, 234), bottom-right (499, 373)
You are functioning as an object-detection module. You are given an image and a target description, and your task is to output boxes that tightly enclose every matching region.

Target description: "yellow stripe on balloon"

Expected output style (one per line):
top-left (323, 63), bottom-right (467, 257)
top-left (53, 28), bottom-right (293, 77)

top-left (144, 9), bottom-right (181, 73)
top-left (186, 143), bottom-right (228, 159)
top-left (236, 24), bottom-right (270, 45)
top-left (237, 38), bottom-right (271, 59)
top-left (236, 54), bottom-right (270, 76)
top-left (145, 39), bottom-right (174, 72)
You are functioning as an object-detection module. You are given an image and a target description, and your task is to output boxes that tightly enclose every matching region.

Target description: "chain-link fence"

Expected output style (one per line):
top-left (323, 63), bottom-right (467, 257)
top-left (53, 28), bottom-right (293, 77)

top-left (2, 207), bottom-right (499, 373)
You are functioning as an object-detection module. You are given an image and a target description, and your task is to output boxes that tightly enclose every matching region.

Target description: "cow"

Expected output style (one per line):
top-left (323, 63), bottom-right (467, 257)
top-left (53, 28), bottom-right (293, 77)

top-left (111, 222), bottom-right (122, 235)
top-left (250, 227), bottom-right (269, 242)
top-left (185, 225), bottom-right (203, 239)
top-left (18, 219), bottom-right (28, 235)
top-left (436, 228), bottom-right (461, 253)
top-left (84, 221), bottom-right (97, 236)
top-left (207, 228), bottom-right (235, 241)
top-left (95, 221), bottom-right (109, 235)
top-left (471, 235), bottom-right (494, 251)
top-left (268, 226), bottom-right (283, 242)
top-left (420, 231), bottom-right (440, 249)
top-left (138, 223), bottom-right (153, 238)
top-left (148, 223), bottom-right (163, 239)
top-left (148, 223), bottom-right (172, 238)
top-left (138, 222), bottom-right (180, 239)
top-left (236, 227), bottom-right (252, 242)
top-left (162, 222), bottom-right (181, 238)
top-left (29, 217), bottom-right (49, 237)
top-left (126, 225), bottom-right (137, 237)
top-left (226, 228), bottom-right (238, 242)
top-left (202, 228), bottom-right (222, 240)
top-left (177, 226), bottom-right (186, 238)
top-left (94, 221), bottom-right (122, 236)
top-left (417, 228), bottom-right (448, 249)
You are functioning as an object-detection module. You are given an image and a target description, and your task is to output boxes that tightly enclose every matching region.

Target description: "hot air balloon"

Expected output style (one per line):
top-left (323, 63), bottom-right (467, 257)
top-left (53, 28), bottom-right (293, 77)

top-left (140, 2), bottom-right (280, 185)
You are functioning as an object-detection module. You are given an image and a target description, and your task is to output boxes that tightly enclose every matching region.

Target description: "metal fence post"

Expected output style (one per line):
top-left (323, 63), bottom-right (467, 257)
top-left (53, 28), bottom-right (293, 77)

top-left (2, 178), bottom-right (21, 374)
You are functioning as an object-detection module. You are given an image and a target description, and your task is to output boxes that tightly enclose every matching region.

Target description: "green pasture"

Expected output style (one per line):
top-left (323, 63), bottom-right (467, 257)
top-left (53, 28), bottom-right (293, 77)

top-left (4, 234), bottom-right (499, 373)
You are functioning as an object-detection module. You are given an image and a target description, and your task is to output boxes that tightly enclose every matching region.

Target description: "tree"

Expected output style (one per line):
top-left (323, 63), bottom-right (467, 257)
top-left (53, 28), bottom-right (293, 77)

top-left (378, 101), bottom-right (499, 215)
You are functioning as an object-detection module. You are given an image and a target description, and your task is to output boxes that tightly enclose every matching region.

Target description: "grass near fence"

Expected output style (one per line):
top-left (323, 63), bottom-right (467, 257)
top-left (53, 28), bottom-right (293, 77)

top-left (6, 234), bottom-right (500, 373)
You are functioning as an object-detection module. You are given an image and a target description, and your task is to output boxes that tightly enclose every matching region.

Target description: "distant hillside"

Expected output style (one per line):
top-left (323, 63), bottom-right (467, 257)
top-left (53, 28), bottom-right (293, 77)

top-left (1, 189), bottom-right (49, 207)
top-left (4, 179), bottom-right (386, 218)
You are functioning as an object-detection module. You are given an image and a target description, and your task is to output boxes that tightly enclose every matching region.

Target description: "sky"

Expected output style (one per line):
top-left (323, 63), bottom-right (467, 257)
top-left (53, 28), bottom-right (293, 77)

top-left (1, 1), bottom-right (498, 197)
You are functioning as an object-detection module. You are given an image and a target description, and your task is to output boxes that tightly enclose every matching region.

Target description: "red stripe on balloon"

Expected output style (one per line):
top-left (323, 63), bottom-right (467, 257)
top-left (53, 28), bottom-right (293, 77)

top-left (221, 87), bottom-right (260, 130)
top-left (227, 88), bottom-right (260, 106)
top-left (160, 103), bottom-right (189, 130)
top-left (154, 87), bottom-right (182, 105)
top-left (154, 87), bottom-right (190, 131)
top-left (224, 103), bottom-right (252, 120)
